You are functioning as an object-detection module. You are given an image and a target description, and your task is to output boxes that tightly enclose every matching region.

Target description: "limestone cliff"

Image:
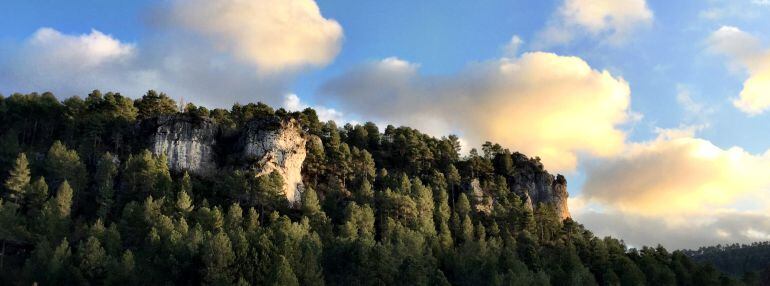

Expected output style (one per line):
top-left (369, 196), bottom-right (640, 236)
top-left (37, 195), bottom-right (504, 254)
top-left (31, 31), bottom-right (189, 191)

top-left (509, 153), bottom-right (570, 219)
top-left (146, 115), bottom-right (218, 175)
top-left (241, 118), bottom-right (307, 204)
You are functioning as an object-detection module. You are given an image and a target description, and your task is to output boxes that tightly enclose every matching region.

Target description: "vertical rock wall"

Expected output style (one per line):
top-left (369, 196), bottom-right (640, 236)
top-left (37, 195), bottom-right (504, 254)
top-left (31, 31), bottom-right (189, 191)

top-left (241, 118), bottom-right (307, 204)
top-left (149, 116), bottom-right (218, 175)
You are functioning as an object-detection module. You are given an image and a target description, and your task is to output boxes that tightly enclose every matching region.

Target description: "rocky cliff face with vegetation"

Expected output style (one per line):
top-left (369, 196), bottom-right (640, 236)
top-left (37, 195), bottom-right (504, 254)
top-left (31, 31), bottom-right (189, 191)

top-left (144, 114), bottom-right (307, 204)
top-left (0, 91), bottom-right (744, 286)
top-left (514, 172), bottom-right (570, 220)
top-left (240, 118), bottom-right (307, 204)
top-left (146, 115), bottom-right (218, 175)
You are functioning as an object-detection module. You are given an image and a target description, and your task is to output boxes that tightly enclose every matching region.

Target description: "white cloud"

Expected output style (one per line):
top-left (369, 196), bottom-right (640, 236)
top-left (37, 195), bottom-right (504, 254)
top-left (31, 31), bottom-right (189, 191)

top-left (708, 26), bottom-right (770, 115)
top-left (282, 93), bottom-right (347, 123)
top-left (0, 0), bottom-right (343, 107)
top-left (168, 0), bottom-right (343, 73)
top-left (322, 52), bottom-right (634, 172)
top-left (28, 28), bottom-right (135, 69)
top-left (0, 28), bottom-right (160, 98)
top-left (536, 0), bottom-right (653, 47)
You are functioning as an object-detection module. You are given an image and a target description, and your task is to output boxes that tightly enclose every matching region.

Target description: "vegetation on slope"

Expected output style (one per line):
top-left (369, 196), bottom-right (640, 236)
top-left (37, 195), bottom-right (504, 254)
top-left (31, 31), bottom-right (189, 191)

top-left (0, 90), bottom-right (756, 285)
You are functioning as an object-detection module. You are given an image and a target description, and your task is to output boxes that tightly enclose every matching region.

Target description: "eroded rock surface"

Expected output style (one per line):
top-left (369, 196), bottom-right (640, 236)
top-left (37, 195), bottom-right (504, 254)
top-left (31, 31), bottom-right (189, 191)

top-left (148, 116), bottom-right (218, 175)
top-left (509, 154), bottom-right (570, 219)
top-left (241, 118), bottom-right (307, 204)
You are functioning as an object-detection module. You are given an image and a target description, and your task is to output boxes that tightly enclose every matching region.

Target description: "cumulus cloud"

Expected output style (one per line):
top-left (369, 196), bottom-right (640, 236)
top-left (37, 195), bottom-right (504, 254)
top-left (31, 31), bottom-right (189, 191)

top-left (167, 0), bottom-right (343, 72)
top-left (535, 0), bottom-right (653, 47)
top-left (0, 28), bottom-right (159, 98)
top-left (708, 26), bottom-right (770, 115)
top-left (583, 130), bottom-right (770, 215)
top-left (575, 126), bottom-right (770, 248)
top-left (0, 0), bottom-right (343, 107)
top-left (321, 52), bottom-right (634, 172)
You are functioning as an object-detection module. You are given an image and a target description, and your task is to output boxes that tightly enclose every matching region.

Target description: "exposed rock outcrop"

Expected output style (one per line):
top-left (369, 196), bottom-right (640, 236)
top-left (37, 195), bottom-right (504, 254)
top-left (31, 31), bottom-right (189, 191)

top-left (509, 156), bottom-right (570, 219)
top-left (147, 116), bottom-right (218, 175)
top-left (241, 118), bottom-right (307, 204)
top-left (511, 168), bottom-right (570, 219)
top-left (467, 178), bottom-right (493, 214)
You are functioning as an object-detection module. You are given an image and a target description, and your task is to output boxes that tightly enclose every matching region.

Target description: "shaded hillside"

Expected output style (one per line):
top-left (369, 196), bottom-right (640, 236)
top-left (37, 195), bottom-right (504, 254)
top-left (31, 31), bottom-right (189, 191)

top-left (0, 90), bottom-right (752, 285)
top-left (684, 242), bottom-right (770, 281)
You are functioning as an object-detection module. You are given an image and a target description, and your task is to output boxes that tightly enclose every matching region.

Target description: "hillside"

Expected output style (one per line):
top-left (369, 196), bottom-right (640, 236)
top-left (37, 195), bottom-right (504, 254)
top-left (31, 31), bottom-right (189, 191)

top-left (0, 90), bottom-right (754, 285)
top-left (684, 242), bottom-right (770, 280)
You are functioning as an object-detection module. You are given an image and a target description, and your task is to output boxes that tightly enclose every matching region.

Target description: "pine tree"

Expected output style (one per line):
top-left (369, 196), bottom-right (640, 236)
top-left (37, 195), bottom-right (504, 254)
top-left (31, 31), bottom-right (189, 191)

top-left (54, 181), bottom-right (74, 218)
top-left (45, 141), bottom-right (87, 193)
top-left (226, 203), bottom-right (243, 231)
top-left (176, 188), bottom-right (194, 217)
top-left (77, 236), bottom-right (107, 281)
top-left (95, 153), bottom-right (117, 219)
top-left (301, 187), bottom-right (322, 217)
top-left (202, 231), bottom-right (235, 285)
top-left (272, 255), bottom-right (299, 286)
top-left (26, 177), bottom-right (49, 214)
top-left (4, 153), bottom-right (30, 203)
top-left (456, 193), bottom-right (471, 217)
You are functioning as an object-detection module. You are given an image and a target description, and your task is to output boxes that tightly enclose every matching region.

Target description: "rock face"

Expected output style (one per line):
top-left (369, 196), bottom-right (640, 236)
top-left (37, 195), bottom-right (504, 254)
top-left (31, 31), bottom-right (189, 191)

top-left (241, 118), bottom-right (307, 204)
top-left (148, 116), bottom-right (218, 174)
top-left (510, 167), bottom-right (570, 220)
top-left (467, 178), bottom-right (493, 214)
top-left (507, 153), bottom-right (570, 219)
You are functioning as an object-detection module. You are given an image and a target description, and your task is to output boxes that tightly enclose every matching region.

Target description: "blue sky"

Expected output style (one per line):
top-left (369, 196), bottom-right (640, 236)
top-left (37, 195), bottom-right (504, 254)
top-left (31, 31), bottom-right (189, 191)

top-left (2, 0), bottom-right (770, 249)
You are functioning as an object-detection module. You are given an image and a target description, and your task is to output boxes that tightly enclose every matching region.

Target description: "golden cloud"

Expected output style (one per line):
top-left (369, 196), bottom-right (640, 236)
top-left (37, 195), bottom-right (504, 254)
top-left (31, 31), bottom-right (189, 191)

top-left (583, 129), bottom-right (770, 216)
top-left (322, 52), bottom-right (634, 172)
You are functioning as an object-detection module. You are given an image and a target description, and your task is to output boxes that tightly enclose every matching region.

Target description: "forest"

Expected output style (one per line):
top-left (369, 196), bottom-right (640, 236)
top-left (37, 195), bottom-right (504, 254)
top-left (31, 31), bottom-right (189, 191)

top-left (0, 90), bottom-right (766, 285)
top-left (684, 242), bottom-right (770, 279)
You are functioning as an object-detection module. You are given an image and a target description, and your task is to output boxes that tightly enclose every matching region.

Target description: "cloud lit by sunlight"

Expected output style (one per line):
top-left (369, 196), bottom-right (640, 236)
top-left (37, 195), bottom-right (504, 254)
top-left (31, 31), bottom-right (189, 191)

top-left (536, 0), bottom-right (653, 47)
top-left (709, 26), bottom-right (770, 115)
top-left (322, 52), bottom-right (634, 172)
top-left (168, 0), bottom-right (343, 72)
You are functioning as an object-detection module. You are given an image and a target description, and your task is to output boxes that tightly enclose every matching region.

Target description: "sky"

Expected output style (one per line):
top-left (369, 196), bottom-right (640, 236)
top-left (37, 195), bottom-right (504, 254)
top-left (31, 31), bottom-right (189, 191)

top-left (2, 0), bottom-right (770, 250)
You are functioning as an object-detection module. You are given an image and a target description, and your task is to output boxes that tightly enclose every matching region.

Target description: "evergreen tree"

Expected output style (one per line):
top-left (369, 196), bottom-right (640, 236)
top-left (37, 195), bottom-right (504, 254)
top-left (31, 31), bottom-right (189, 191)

top-left (45, 141), bottom-right (87, 193)
top-left (135, 90), bottom-right (178, 120)
top-left (95, 153), bottom-right (118, 219)
top-left (272, 255), bottom-right (299, 286)
top-left (4, 152), bottom-right (30, 203)
top-left (202, 231), bottom-right (235, 285)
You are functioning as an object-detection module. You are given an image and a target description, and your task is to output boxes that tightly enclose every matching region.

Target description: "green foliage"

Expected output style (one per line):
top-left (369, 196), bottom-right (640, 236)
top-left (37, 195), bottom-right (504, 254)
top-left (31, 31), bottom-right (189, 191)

top-left (134, 90), bottom-right (178, 120)
top-left (0, 94), bottom-right (742, 286)
top-left (4, 153), bottom-right (30, 202)
top-left (45, 141), bottom-right (87, 193)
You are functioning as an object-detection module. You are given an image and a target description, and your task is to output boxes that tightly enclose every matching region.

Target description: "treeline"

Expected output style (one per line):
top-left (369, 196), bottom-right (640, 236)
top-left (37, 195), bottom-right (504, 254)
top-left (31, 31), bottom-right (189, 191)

top-left (684, 242), bottom-right (770, 281)
top-left (0, 90), bottom-right (755, 285)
